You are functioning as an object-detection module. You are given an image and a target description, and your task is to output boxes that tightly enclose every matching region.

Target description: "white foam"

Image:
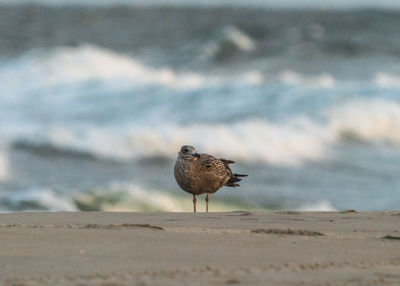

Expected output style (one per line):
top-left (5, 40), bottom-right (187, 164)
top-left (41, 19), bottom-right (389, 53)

top-left (241, 71), bottom-right (264, 85)
top-left (375, 72), bottom-right (400, 88)
top-left (73, 182), bottom-right (247, 212)
top-left (296, 200), bottom-right (337, 211)
top-left (0, 183), bottom-right (247, 212)
top-left (35, 98), bottom-right (400, 165)
top-left (0, 188), bottom-right (77, 211)
top-left (0, 45), bottom-right (267, 103)
top-left (76, 183), bottom-right (186, 212)
top-left (220, 26), bottom-right (256, 52)
top-left (205, 26), bottom-right (256, 60)
top-left (328, 99), bottom-right (400, 145)
top-left (0, 148), bottom-right (9, 182)
top-left (279, 70), bottom-right (336, 88)
top-left (38, 117), bottom-right (330, 166)
top-left (0, 45), bottom-right (210, 92)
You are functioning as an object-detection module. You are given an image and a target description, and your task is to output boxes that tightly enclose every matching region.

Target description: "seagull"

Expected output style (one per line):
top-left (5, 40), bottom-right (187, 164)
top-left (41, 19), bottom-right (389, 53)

top-left (174, 145), bottom-right (247, 212)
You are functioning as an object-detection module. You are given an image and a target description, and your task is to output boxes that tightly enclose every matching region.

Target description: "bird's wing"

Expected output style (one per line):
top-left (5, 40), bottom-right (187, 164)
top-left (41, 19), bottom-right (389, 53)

top-left (192, 154), bottom-right (248, 191)
top-left (219, 158), bottom-right (248, 187)
top-left (196, 154), bottom-right (232, 178)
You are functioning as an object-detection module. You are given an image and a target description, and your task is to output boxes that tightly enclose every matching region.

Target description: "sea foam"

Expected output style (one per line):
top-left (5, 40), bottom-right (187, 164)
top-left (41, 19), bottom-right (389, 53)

top-left (0, 183), bottom-right (251, 212)
top-left (73, 182), bottom-right (255, 212)
top-left (0, 148), bottom-right (9, 182)
top-left (328, 99), bottom-right (400, 145)
top-left (296, 200), bottom-right (337, 211)
top-left (375, 72), bottom-right (400, 88)
top-left (21, 118), bottom-right (329, 166)
top-left (0, 45), bottom-right (209, 92)
top-left (10, 98), bottom-right (400, 166)
top-left (279, 70), bottom-right (336, 88)
top-left (2, 46), bottom-right (400, 167)
top-left (205, 26), bottom-right (256, 61)
top-left (0, 188), bottom-right (77, 212)
top-left (0, 44), bottom-right (268, 101)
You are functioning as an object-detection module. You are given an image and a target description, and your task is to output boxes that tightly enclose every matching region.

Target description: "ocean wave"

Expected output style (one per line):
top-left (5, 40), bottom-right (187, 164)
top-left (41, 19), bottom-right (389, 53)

top-left (279, 70), bottom-right (336, 88)
top-left (374, 72), bottom-right (400, 88)
top-left (0, 183), bottom-right (253, 212)
top-left (0, 188), bottom-right (77, 212)
top-left (12, 140), bottom-right (97, 160)
top-left (205, 26), bottom-right (255, 62)
top-left (0, 44), bottom-right (268, 101)
top-left (74, 183), bottom-right (256, 212)
top-left (9, 98), bottom-right (400, 166)
top-left (73, 183), bottom-right (187, 212)
top-left (12, 118), bottom-right (329, 166)
top-left (296, 200), bottom-right (337, 211)
top-left (328, 99), bottom-right (400, 145)
top-left (2, 44), bottom-right (365, 109)
top-left (1, 45), bottom-right (210, 91)
top-left (0, 147), bottom-right (9, 182)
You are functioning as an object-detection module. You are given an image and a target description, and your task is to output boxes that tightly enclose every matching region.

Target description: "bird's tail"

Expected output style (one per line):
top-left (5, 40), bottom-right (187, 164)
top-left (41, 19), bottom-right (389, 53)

top-left (225, 173), bottom-right (248, 187)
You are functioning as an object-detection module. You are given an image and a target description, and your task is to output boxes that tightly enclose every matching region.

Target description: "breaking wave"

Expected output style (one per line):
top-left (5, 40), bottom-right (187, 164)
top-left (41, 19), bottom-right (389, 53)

top-left (0, 188), bottom-right (77, 212)
top-left (328, 99), bottom-right (400, 145)
top-left (5, 44), bottom-right (395, 107)
top-left (0, 44), bottom-right (267, 111)
top-left (205, 26), bottom-right (256, 62)
top-left (0, 183), bottom-right (254, 212)
top-left (2, 45), bottom-right (400, 168)
top-left (375, 72), bottom-right (400, 88)
top-left (279, 70), bottom-right (336, 88)
top-left (11, 119), bottom-right (329, 166)
top-left (0, 149), bottom-right (8, 182)
top-left (73, 182), bottom-right (252, 212)
top-left (1, 44), bottom-right (350, 100)
top-left (0, 183), bottom-right (342, 212)
top-left (1, 45), bottom-right (210, 91)
top-left (296, 200), bottom-right (337, 211)
top-left (9, 98), bottom-right (400, 166)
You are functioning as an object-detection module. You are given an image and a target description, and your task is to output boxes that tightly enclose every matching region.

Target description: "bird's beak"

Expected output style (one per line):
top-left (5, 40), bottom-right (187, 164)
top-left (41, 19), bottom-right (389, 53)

top-left (192, 153), bottom-right (200, 158)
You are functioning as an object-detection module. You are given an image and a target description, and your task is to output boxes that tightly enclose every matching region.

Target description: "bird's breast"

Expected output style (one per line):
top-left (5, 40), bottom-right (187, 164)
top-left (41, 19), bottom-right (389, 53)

top-left (174, 159), bottom-right (194, 191)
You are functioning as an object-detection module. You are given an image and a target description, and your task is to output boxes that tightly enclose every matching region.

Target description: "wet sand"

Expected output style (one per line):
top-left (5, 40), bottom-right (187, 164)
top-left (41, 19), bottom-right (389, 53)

top-left (1, 211), bottom-right (400, 285)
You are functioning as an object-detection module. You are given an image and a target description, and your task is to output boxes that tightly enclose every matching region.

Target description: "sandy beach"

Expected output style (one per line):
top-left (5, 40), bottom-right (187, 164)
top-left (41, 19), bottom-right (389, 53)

top-left (0, 211), bottom-right (399, 285)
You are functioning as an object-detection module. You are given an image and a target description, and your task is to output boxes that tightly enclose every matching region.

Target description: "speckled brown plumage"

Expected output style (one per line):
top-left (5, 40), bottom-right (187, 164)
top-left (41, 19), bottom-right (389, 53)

top-left (174, 145), bottom-right (247, 212)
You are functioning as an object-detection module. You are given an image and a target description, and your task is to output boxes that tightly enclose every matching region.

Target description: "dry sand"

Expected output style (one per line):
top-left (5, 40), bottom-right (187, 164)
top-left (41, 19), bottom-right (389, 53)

top-left (0, 211), bottom-right (399, 285)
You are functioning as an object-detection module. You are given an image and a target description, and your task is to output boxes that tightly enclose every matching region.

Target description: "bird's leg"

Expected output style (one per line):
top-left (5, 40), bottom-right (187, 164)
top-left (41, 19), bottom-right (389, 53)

top-left (193, 194), bottom-right (197, 213)
top-left (205, 193), bottom-right (209, 213)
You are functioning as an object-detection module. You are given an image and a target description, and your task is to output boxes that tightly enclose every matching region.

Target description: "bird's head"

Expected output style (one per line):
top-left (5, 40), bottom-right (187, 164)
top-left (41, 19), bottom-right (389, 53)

top-left (178, 145), bottom-right (200, 161)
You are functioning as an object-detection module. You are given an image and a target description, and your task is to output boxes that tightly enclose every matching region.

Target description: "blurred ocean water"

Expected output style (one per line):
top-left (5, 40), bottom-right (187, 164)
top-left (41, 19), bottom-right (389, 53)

top-left (1, 1), bottom-right (400, 211)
